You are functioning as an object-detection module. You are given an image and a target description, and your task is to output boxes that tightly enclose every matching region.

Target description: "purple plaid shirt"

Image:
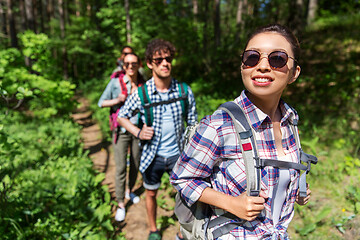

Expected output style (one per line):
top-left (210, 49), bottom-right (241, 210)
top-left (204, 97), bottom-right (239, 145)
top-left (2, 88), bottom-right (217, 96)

top-left (170, 90), bottom-right (301, 240)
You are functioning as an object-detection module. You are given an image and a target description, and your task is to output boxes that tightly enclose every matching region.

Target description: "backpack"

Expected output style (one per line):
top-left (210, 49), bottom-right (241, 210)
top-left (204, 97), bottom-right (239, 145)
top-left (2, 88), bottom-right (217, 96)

top-left (109, 70), bottom-right (145, 143)
top-left (137, 82), bottom-right (189, 127)
top-left (174, 101), bottom-right (318, 240)
top-left (109, 70), bottom-right (127, 132)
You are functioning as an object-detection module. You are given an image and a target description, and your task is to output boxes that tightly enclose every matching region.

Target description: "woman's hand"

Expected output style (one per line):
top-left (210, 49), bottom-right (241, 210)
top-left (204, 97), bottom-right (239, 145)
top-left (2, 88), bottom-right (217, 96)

top-left (228, 191), bottom-right (268, 221)
top-left (116, 93), bottom-right (127, 104)
top-left (296, 184), bottom-right (311, 205)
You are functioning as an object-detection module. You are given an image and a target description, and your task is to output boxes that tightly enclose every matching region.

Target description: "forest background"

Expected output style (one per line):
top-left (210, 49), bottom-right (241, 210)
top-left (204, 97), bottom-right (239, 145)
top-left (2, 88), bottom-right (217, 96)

top-left (1, 0), bottom-right (360, 239)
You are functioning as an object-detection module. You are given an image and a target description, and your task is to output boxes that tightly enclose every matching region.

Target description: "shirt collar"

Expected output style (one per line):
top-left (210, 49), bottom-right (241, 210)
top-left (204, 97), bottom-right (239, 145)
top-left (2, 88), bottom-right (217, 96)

top-left (123, 75), bottom-right (130, 84)
top-left (237, 90), bottom-right (298, 130)
top-left (279, 98), bottom-right (299, 126)
top-left (148, 77), bottom-right (176, 95)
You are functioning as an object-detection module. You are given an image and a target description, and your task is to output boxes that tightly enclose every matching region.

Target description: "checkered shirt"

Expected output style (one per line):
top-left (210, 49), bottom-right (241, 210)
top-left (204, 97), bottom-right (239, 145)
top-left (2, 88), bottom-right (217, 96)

top-left (119, 77), bottom-right (197, 173)
top-left (170, 90), bottom-right (301, 239)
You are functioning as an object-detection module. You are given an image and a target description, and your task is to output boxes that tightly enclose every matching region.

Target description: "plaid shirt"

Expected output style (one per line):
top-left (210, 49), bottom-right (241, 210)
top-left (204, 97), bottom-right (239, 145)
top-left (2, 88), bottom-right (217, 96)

top-left (119, 77), bottom-right (197, 173)
top-left (170, 90), bottom-right (301, 240)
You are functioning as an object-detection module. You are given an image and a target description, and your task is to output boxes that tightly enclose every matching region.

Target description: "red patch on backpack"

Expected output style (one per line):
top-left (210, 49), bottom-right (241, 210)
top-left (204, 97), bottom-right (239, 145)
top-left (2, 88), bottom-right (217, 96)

top-left (242, 143), bottom-right (252, 151)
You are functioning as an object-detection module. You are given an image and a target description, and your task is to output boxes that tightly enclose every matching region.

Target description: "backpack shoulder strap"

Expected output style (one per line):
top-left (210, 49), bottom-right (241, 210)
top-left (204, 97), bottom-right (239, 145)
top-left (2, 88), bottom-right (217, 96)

top-left (218, 101), bottom-right (261, 197)
top-left (138, 83), bottom-right (153, 126)
top-left (289, 118), bottom-right (318, 197)
top-left (118, 72), bottom-right (128, 96)
top-left (178, 82), bottom-right (189, 120)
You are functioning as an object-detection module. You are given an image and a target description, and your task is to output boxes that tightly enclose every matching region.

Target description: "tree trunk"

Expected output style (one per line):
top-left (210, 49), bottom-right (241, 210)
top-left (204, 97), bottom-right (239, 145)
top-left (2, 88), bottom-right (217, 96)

top-left (75, 0), bottom-right (80, 17)
top-left (192, 0), bottom-right (198, 16)
top-left (65, 0), bottom-right (71, 25)
top-left (124, 0), bottom-right (131, 44)
top-left (19, 0), bottom-right (27, 31)
top-left (25, 0), bottom-right (35, 31)
top-left (0, 0), bottom-right (8, 36)
top-left (307, 0), bottom-right (318, 25)
top-left (287, 0), bottom-right (304, 34)
top-left (47, 0), bottom-right (56, 58)
top-left (213, 0), bottom-right (221, 47)
top-left (235, 0), bottom-right (244, 41)
top-left (192, 0), bottom-right (198, 26)
top-left (58, 0), bottom-right (68, 79)
top-left (245, 0), bottom-right (252, 16)
top-left (32, 0), bottom-right (38, 33)
top-left (46, 0), bottom-right (53, 32)
top-left (6, 0), bottom-right (18, 48)
top-left (202, 0), bottom-right (209, 54)
top-left (38, 0), bottom-right (45, 33)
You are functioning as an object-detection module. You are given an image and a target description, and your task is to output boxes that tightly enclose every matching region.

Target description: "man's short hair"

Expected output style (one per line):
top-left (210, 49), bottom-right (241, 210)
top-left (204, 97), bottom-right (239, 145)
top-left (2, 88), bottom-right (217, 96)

top-left (145, 39), bottom-right (176, 63)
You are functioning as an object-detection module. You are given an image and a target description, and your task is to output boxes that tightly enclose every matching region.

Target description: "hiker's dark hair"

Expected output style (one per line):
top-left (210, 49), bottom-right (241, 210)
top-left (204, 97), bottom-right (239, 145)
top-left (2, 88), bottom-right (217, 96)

top-left (124, 53), bottom-right (140, 64)
top-left (145, 39), bottom-right (176, 63)
top-left (244, 24), bottom-right (301, 63)
top-left (121, 45), bottom-right (133, 53)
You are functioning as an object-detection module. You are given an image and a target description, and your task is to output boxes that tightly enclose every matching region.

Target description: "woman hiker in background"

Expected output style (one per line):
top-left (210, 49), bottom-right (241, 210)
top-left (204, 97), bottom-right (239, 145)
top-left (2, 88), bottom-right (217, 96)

top-left (170, 24), bottom-right (312, 239)
top-left (98, 53), bottom-right (145, 222)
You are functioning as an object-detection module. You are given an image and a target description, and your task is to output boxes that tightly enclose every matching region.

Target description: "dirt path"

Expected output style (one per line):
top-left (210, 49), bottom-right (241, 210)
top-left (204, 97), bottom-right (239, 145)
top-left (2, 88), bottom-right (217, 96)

top-left (72, 96), bottom-right (180, 240)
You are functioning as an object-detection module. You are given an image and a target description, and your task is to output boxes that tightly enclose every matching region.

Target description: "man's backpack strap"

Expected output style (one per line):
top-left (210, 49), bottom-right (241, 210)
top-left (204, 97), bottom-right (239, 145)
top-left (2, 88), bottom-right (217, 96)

top-left (138, 82), bottom-right (189, 127)
top-left (138, 84), bottom-right (154, 127)
top-left (218, 101), bottom-right (261, 197)
top-left (178, 82), bottom-right (189, 120)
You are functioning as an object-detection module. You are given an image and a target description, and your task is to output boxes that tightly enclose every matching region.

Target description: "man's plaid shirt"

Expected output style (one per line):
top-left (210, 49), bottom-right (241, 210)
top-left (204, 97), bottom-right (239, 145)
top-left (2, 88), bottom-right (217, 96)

top-left (171, 90), bottom-right (302, 239)
top-left (119, 77), bottom-right (197, 173)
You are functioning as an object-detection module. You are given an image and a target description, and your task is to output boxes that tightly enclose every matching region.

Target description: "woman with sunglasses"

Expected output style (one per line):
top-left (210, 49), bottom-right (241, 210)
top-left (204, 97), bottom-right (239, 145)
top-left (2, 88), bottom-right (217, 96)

top-left (98, 53), bottom-right (145, 222)
top-left (170, 24), bottom-right (311, 239)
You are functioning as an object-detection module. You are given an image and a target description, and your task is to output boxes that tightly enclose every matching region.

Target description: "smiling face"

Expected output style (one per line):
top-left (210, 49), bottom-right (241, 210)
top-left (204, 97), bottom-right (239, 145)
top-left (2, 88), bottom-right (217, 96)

top-left (241, 32), bottom-right (301, 101)
top-left (123, 54), bottom-right (139, 78)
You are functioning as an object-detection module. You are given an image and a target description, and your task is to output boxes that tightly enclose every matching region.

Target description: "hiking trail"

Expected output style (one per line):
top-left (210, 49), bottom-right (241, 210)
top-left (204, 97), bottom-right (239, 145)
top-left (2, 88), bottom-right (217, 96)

top-left (71, 95), bottom-right (180, 240)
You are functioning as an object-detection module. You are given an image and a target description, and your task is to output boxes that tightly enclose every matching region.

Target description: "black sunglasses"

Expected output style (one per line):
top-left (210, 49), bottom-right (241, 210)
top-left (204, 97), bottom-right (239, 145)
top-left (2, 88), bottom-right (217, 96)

top-left (241, 50), bottom-right (297, 69)
top-left (124, 62), bottom-right (138, 68)
top-left (152, 56), bottom-right (173, 65)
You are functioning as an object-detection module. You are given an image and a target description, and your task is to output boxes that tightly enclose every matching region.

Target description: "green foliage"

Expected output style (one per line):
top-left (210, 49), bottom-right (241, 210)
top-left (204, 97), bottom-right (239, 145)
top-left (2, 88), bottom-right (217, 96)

top-left (338, 155), bottom-right (360, 176)
top-left (19, 31), bottom-right (54, 75)
top-left (294, 206), bottom-right (332, 236)
top-left (288, 129), bottom-right (360, 239)
top-left (0, 111), bottom-right (115, 239)
top-left (333, 214), bottom-right (356, 235)
top-left (157, 172), bottom-right (175, 211)
top-left (194, 94), bottom-right (231, 120)
top-left (0, 32), bottom-right (76, 117)
top-left (157, 215), bottom-right (176, 232)
top-left (155, 172), bottom-right (177, 231)
top-left (346, 186), bottom-right (360, 214)
top-left (3, 1), bottom-right (359, 238)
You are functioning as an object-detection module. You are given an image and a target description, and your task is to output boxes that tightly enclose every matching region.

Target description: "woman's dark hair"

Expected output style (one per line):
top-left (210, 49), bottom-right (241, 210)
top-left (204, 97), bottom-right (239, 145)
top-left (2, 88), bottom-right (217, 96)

top-left (244, 24), bottom-right (301, 62)
top-left (145, 39), bottom-right (176, 63)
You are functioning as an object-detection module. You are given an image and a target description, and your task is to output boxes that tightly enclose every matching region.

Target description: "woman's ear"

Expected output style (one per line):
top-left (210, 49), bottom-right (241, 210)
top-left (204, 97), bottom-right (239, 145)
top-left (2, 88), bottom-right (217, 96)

top-left (289, 65), bottom-right (301, 84)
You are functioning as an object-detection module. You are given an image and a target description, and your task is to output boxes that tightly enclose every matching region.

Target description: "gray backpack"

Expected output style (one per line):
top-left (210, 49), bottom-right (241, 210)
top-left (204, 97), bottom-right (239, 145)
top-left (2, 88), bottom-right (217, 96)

top-left (174, 101), bottom-right (317, 240)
